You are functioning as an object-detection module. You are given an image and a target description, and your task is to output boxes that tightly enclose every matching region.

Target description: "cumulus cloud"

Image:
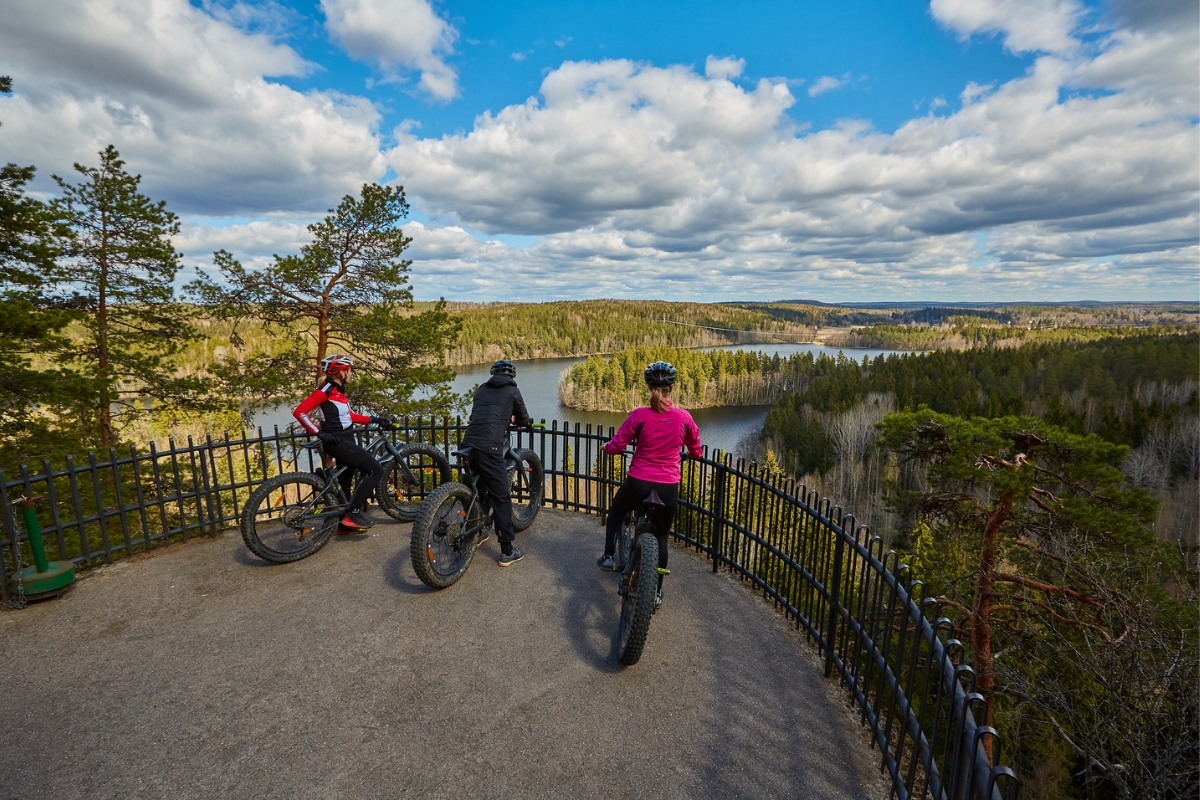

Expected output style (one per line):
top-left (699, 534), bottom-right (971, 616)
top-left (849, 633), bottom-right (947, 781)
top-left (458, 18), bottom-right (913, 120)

top-left (386, 21), bottom-right (1198, 302)
top-left (321, 0), bottom-right (459, 100)
top-left (0, 0), bottom-right (386, 215)
top-left (808, 73), bottom-right (851, 96)
top-left (930, 0), bottom-right (1083, 54)
top-left (704, 56), bottom-right (745, 80)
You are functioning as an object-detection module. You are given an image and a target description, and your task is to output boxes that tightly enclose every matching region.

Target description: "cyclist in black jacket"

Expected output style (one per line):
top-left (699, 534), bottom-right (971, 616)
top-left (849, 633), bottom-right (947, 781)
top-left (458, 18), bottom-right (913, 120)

top-left (460, 360), bottom-right (532, 566)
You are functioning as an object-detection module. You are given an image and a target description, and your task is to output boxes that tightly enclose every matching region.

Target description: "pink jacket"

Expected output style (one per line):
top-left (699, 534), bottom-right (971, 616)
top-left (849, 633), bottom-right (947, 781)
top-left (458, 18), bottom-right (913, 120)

top-left (604, 405), bottom-right (703, 484)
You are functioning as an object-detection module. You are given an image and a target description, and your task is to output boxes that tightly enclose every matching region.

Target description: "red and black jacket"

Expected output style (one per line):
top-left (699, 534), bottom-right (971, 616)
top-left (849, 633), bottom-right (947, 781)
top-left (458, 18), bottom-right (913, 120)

top-left (293, 380), bottom-right (370, 436)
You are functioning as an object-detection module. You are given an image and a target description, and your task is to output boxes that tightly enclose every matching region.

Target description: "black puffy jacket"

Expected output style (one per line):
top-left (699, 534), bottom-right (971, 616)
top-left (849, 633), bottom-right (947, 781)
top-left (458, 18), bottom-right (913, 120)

top-left (460, 374), bottom-right (532, 453)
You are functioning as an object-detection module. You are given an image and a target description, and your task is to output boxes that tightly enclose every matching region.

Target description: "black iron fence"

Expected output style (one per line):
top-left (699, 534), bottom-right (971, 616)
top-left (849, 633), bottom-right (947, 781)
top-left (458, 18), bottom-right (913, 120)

top-left (2, 418), bottom-right (1016, 799)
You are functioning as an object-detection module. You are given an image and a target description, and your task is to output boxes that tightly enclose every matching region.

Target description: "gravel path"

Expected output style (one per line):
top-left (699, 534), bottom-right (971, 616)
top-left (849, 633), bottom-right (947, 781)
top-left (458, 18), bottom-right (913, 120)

top-left (1, 507), bottom-right (888, 799)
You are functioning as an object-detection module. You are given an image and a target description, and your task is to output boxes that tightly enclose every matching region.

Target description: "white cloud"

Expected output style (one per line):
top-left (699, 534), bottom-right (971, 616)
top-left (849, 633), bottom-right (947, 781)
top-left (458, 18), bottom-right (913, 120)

top-left (704, 56), bottom-right (745, 80)
top-left (321, 0), bottom-right (459, 100)
top-left (385, 24), bottom-right (1198, 302)
top-left (0, 0), bottom-right (386, 215)
top-left (511, 52), bottom-right (526, 62)
top-left (175, 217), bottom-right (314, 282)
top-left (808, 73), bottom-right (851, 97)
top-left (930, 0), bottom-right (1083, 54)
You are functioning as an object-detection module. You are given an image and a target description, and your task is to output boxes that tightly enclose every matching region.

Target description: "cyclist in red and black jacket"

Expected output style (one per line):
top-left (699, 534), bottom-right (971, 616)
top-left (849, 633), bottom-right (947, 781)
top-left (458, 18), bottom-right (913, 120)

top-left (293, 354), bottom-right (392, 532)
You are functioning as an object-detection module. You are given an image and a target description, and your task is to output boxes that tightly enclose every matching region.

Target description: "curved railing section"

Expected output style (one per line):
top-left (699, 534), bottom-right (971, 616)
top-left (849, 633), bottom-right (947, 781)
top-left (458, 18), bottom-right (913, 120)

top-left (1, 418), bottom-right (1017, 799)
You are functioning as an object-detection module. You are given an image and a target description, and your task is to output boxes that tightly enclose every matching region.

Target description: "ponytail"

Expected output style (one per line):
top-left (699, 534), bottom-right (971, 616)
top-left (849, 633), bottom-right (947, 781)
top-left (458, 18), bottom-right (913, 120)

top-left (649, 385), bottom-right (674, 413)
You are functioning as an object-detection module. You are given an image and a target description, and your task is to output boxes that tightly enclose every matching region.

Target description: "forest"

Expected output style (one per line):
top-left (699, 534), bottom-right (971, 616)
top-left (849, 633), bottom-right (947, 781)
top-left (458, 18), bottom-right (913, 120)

top-left (746, 333), bottom-right (1198, 798)
top-left (824, 321), bottom-right (1189, 351)
top-left (442, 299), bottom-right (811, 363)
top-left (558, 345), bottom-right (816, 410)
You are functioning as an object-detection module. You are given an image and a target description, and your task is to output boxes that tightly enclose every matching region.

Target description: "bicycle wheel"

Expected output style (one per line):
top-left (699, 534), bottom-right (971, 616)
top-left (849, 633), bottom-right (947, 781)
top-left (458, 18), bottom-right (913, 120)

top-left (508, 448), bottom-right (544, 531)
top-left (241, 472), bottom-right (341, 563)
top-left (410, 482), bottom-right (483, 590)
top-left (616, 533), bottom-right (659, 666)
top-left (377, 442), bottom-right (452, 522)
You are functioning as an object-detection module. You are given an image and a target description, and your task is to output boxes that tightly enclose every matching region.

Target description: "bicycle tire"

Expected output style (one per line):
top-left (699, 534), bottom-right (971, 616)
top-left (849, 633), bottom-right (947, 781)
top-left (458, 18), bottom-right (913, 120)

top-left (241, 472), bottom-right (341, 563)
top-left (410, 482), bottom-right (482, 590)
top-left (508, 448), bottom-right (544, 531)
top-left (377, 442), bottom-right (452, 521)
top-left (616, 533), bottom-right (659, 666)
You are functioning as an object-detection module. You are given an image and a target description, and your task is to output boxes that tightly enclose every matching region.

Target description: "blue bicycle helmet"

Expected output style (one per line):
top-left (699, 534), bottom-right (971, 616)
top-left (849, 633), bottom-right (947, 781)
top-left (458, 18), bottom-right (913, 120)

top-left (490, 360), bottom-right (517, 377)
top-left (643, 361), bottom-right (677, 387)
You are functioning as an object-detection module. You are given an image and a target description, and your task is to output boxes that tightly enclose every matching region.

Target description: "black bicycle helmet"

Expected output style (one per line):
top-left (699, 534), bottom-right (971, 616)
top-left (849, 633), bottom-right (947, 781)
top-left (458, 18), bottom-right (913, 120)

top-left (643, 361), bottom-right (677, 387)
top-left (490, 360), bottom-right (517, 377)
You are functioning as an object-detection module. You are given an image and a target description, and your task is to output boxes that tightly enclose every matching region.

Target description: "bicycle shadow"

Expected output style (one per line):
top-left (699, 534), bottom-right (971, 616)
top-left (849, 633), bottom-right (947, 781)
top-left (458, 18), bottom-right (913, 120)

top-left (382, 540), bottom-right (437, 595)
top-left (544, 514), bottom-right (625, 674)
top-left (231, 545), bottom-right (280, 568)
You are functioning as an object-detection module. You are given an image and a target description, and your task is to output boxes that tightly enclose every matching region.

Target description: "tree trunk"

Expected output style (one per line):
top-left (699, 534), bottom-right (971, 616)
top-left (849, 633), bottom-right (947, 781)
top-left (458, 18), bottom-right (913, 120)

top-left (972, 491), bottom-right (1012, 764)
top-left (315, 307), bottom-right (329, 384)
top-left (97, 214), bottom-right (112, 449)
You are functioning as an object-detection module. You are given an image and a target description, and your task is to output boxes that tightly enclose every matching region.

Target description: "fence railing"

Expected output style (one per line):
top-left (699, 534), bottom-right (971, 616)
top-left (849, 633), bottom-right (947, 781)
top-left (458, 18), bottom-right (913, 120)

top-left (2, 418), bottom-right (1016, 800)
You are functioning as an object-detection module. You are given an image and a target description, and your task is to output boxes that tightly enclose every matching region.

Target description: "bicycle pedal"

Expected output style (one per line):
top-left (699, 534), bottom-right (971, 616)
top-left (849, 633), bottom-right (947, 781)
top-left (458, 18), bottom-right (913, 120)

top-left (656, 568), bottom-right (670, 575)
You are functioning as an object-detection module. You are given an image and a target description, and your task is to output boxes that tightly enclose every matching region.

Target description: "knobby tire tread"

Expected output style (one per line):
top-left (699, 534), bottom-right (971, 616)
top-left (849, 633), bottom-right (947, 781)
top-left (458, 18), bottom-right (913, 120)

top-left (410, 482), bottom-right (478, 590)
top-left (241, 472), bottom-right (338, 563)
top-left (617, 533), bottom-right (659, 666)
top-left (377, 442), bottom-right (452, 521)
top-left (509, 448), bottom-right (544, 531)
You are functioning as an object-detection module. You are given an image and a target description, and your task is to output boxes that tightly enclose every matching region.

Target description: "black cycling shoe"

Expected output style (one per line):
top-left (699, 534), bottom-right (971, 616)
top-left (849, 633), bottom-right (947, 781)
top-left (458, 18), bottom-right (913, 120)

top-left (349, 511), bottom-right (375, 529)
top-left (597, 554), bottom-right (616, 572)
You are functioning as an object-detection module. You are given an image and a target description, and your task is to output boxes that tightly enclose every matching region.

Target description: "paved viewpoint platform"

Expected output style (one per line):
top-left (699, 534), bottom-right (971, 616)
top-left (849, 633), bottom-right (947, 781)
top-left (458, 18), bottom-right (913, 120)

top-left (1, 509), bottom-right (887, 800)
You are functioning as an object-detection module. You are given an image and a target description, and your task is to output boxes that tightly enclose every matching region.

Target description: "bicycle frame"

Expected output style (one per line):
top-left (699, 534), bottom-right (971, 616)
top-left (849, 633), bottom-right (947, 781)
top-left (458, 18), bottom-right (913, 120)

top-left (451, 426), bottom-right (541, 542)
top-left (295, 431), bottom-right (414, 514)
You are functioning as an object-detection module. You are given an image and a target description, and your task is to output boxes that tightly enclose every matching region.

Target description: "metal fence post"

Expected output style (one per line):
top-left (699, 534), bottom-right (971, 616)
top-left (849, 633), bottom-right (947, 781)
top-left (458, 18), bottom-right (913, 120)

top-left (712, 466), bottom-right (726, 573)
top-left (824, 527), bottom-right (846, 679)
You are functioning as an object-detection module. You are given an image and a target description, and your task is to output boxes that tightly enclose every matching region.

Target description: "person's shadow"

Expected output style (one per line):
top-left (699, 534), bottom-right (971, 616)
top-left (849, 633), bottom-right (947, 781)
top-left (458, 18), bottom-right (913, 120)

top-left (545, 516), bottom-right (625, 674)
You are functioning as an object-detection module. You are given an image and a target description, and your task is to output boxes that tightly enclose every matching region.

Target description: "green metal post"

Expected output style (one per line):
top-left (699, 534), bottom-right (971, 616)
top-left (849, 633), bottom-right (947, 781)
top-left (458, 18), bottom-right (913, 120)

top-left (13, 495), bottom-right (75, 596)
top-left (20, 501), bottom-right (49, 573)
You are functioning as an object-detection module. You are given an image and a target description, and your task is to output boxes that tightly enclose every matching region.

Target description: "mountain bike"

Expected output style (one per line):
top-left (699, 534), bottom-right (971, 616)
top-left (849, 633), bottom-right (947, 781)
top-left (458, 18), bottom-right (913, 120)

top-left (614, 490), bottom-right (666, 666)
top-left (410, 425), bottom-right (545, 589)
top-left (240, 428), bottom-right (451, 563)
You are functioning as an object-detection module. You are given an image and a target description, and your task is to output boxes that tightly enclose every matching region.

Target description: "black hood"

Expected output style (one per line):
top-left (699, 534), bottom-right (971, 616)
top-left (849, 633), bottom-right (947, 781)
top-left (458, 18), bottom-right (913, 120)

top-left (486, 374), bottom-right (516, 388)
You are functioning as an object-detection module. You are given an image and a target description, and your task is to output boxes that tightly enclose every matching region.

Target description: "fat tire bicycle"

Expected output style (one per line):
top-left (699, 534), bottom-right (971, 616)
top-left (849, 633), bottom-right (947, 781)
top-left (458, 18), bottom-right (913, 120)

top-left (410, 426), bottom-right (544, 590)
top-left (240, 428), bottom-right (451, 563)
top-left (614, 490), bottom-right (666, 666)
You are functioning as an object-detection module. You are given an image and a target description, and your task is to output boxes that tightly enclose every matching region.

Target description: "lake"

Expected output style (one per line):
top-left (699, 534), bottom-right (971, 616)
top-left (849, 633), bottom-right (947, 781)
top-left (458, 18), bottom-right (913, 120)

top-left (256, 343), bottom-right (902, 458)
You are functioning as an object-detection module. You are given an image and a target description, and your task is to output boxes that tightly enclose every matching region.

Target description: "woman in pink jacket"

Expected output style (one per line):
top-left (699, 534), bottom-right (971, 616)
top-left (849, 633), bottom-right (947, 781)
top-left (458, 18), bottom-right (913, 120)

top-left (598, 361), bottom-right (704, 587)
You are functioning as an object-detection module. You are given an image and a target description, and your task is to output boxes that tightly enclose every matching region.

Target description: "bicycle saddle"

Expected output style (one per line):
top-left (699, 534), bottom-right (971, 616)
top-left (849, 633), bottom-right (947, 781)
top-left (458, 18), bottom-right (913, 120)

top-left (452, 446), bottom-right (474, 460)
top-left (643, 489), bottom-right (666, 509)
top-left (299, 440), bottom-right (323, 450)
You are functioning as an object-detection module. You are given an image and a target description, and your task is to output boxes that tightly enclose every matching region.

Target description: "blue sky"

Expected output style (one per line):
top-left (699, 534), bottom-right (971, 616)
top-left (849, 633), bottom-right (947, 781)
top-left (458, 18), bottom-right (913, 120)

top-left (264, 0), bottom-right (1037, 140)
top-left (1, 0), bottom-right (1197, 303)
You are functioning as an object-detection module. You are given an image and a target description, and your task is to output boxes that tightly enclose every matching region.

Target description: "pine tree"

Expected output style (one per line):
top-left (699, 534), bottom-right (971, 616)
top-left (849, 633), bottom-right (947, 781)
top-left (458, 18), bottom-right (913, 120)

top-left (50, 145), bottom-right (199, 448)
top-left (189, 183), bottom-right (460, 416)
top-left (0, 77), bottom-right (80, 460)
top-left (878, 410), bottom-right (1196, 793)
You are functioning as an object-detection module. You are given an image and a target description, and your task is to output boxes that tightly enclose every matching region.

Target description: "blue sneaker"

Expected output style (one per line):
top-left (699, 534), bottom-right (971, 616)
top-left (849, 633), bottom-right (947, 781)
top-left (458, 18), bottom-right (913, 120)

top-left (597, 554), bottom-right (615, 572)
top-left (497, 548), bottom-right (523, 567)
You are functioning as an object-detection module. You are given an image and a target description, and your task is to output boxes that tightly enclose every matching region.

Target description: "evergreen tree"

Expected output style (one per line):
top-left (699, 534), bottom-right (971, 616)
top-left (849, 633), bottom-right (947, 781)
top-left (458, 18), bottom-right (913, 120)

top-left (189, 183), bottom-right (461, 416)
top-left (50, 145), bottom-right (201, 448)
top-left (0, 76), bottom-right (79, 459)
top-left (878, 410), bottom-right (1196, 794)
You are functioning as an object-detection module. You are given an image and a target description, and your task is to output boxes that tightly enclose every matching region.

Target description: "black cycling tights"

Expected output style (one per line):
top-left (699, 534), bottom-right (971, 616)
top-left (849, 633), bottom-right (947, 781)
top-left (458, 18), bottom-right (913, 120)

top-left (604, 476), bottom-right (677, 571)
top-left (322, 436), bottom-right (385, 514)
